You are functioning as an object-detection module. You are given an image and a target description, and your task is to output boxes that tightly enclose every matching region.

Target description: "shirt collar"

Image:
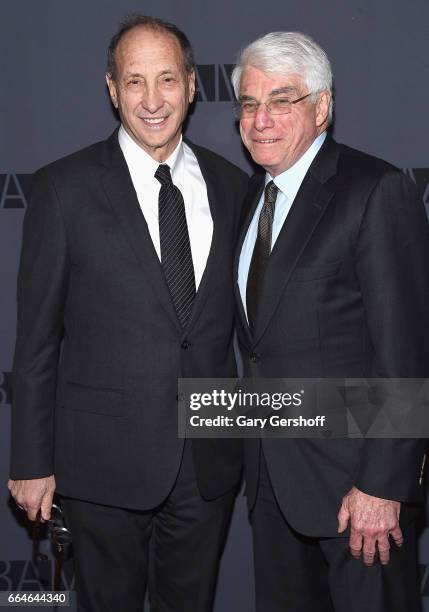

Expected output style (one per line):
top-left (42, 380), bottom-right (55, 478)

top-left (266, 131), bottom-right (327, 202)
top-left (118, 125), bottom-right (185, 185)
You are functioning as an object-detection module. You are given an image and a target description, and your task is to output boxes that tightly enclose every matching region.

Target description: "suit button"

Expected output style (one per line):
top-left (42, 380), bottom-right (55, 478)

top-left (250, 352), bottom-right (261, 363)
top-left (181, 340), bottom-right (190, 350)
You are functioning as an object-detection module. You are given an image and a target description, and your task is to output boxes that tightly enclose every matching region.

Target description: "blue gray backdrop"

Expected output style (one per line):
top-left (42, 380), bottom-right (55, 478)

top-left (1, 1), bottom-right (429, 610)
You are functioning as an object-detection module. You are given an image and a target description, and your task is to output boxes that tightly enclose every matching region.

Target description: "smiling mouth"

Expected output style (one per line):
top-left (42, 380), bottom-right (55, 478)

top-left (254, 138), bottom-right (279, 144)
top-left (141, 116), bottom-right (169, 128)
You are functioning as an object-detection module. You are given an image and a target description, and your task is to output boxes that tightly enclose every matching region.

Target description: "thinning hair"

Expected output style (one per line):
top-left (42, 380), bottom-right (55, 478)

top-left (231, 31), bottom-right (333, 124)
top-left (107, 14), bottom-right (195, 80)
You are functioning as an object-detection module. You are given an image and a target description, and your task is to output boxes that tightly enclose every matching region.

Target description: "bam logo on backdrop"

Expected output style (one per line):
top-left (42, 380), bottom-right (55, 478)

top-left (0, 559), bottom-right (427, 597)
top-left (194, 64), bottom-right (234, 102)
top-left (0, 174), bottom-right (32, 210)
top-left (0, 559), bottom-right (74, 592)
top-left (0, 372), bottom-right (12, 406)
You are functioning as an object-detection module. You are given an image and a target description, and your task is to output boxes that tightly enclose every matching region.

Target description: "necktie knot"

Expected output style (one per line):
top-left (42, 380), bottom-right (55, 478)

top-left (155, 164), bottom-right (173, 186)
top-left (265, 180), bottom-right (278, 206)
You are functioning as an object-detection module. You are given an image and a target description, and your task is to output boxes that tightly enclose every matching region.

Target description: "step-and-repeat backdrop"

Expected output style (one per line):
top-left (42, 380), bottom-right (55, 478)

top-left (1, 1), bottom-right (429, 610)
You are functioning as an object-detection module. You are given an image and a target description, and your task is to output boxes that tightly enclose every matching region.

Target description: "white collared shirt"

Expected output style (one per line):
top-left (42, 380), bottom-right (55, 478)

top-left (118, 126), bottom-right (213, 289)
top-left (238, 131), bottom-right (327, 318)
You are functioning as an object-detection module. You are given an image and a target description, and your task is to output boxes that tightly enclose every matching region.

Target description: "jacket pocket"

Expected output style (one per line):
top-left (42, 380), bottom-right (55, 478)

top-left (64, 380), bottom-right (126, 417)
top-left (289, 261), bottom-right (341, 282)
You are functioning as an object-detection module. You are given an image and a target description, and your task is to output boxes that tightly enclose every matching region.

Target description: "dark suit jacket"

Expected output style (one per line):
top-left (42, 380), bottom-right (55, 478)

top-left (10, 130), bottom-right (248, 510)
top-left (235, 136), bottom-right (429, 537)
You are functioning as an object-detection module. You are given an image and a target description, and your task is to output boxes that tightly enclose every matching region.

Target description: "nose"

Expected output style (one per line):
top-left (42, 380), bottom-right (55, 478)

top-left (141, 84), bottom-right (164, 114)
top-left (253, 103), bottom-right (275, 131)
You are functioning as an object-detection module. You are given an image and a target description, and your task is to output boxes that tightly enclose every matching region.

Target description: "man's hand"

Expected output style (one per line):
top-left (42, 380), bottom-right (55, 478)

top-left (7, 476), bottom-right (56, 522)
top-left (337, 486), bottom-right (402, 566)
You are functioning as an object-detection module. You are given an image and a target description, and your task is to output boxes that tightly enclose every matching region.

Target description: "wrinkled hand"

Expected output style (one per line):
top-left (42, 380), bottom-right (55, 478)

top-left (337, 486), bottom-right (402, 565)
top-left (8, 475), bottom-right (56, 522)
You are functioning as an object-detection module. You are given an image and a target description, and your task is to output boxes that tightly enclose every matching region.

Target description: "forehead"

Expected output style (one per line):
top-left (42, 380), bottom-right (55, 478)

top-left (115, 26), bottom-right (185, 73)
top-left (240, 65), bottom-right (305, 96)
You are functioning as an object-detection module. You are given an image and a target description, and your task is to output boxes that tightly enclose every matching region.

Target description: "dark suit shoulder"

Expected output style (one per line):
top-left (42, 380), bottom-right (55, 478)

top-left (185, 141), bottom-right (249, 238)
top-left (333, 142), bottom-right (424, 219)
top-left (336, 142), bottom-right (401, 182)
top-left (40, 139), bottom-right (105, 173)
top-left (330, 141), bottom-right (428, 257)
top-left (186, 141), bottom-right (248, 183)
top-left (27, 138), bottom-right (115, 221)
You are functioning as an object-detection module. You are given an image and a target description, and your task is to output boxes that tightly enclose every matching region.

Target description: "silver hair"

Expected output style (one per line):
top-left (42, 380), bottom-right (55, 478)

top-left (231, 31), bottom-right (333, 124)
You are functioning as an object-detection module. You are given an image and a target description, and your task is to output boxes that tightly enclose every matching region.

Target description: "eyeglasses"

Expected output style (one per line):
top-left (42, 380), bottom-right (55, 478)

top-left (32, 503), bottom-right (72, 591)
top-left (233, 92), bottom-right (313, 119)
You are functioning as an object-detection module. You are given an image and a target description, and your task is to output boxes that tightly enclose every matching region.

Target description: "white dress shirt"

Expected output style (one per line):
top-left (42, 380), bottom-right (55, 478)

top-left (118, 126), bottom-right (213, 289)
top-left (238, 131), bottom-right (327, 319)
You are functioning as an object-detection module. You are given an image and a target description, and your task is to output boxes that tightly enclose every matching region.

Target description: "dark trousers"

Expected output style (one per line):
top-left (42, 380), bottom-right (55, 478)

top-left (251, 454), bottom-right (422, 612)
top-left (61, 442), bottom-right (236, 612)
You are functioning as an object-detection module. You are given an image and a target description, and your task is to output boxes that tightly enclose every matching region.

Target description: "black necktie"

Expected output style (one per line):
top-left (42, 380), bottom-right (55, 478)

top-left (155, 164), bottom-right (196, 328)
top-left (246, 180), bottom-right (278, 331)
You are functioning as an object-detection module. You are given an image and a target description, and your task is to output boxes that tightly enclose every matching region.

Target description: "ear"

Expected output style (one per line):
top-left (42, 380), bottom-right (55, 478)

top-left (106, 73), bottom-right (118, 109)
top-left (187, 70), bottom-right (196, 104)
top-left (315, 91), bottom-right (330, 127)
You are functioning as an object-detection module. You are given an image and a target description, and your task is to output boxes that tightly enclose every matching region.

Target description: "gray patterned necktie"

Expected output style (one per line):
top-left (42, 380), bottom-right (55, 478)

top-left (155, 164), bottom-right (196, 328)
top-left (246, 180), bottom-right (279, 331)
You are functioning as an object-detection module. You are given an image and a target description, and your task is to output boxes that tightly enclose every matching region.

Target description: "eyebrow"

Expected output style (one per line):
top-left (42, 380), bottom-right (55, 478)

top-left (122, 69), bottom-right (177, 79)
top-left (239, 86), bottom-right (298, 101)
top-left (270, 86), bottom-right (298, 96)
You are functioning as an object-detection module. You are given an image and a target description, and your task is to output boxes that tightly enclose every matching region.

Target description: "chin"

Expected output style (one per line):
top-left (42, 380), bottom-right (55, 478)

top-left (139, 134), bottom-right (169, 147)
top-left (252, 153), bottom-right (278, 168)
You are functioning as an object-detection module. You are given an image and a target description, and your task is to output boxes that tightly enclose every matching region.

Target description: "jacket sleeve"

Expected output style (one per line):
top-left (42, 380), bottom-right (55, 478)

top-left (353, 170), bottom-right (429, 502)
top-left (10, 167), bottom-right (70, 479)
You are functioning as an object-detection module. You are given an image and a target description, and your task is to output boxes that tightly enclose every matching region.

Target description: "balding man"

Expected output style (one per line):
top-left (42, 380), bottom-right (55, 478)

top-left (9, 15), bottom-right (247, 611)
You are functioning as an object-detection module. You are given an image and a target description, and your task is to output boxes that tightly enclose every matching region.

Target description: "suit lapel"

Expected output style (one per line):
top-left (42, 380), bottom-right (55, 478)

top-left (239, 136), bottom-right (340, 346)
top-left (233, 174), bottom-right (265, 345)
top-left (100, 132), bottom-right (227, 336)
top-left (100, 131), bottom-right (182, 332)
top-left (253, 174), bottom-right (335, 344)
top-left (181, 141), bottom-right (221, 333)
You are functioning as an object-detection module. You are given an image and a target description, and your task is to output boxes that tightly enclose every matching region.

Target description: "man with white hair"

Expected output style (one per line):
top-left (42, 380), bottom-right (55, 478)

top-left (232, 31), bottom-right (429, 611)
